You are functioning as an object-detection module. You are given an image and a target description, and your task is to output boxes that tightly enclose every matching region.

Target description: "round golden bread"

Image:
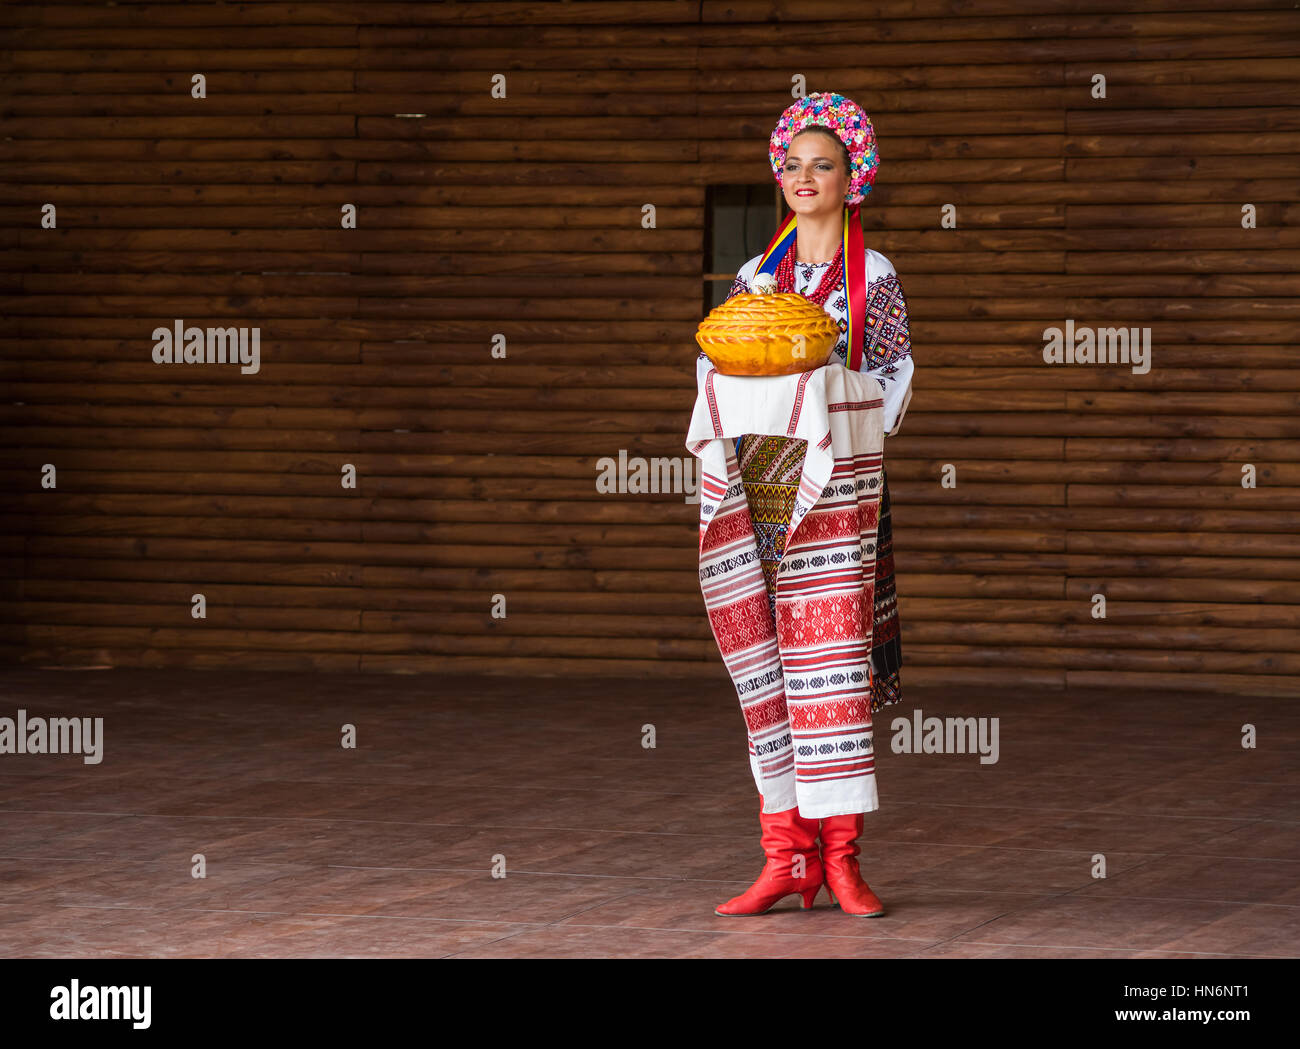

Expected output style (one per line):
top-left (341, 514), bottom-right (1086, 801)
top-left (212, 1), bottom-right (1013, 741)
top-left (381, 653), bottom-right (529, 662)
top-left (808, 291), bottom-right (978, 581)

top-left (696, 292), bottom-right (839, 376)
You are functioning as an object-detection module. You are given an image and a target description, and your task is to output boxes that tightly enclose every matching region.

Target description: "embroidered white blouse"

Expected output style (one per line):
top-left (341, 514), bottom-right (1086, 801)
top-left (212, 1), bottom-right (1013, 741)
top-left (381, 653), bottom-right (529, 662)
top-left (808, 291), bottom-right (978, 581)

top-left (698, 248), bottom-right (915, 436)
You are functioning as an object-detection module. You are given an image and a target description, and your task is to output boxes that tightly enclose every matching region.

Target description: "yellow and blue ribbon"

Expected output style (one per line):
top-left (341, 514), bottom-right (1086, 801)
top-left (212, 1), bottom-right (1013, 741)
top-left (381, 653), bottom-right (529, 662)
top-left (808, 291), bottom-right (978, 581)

top-left (731, 204), bottom-right (868, 458)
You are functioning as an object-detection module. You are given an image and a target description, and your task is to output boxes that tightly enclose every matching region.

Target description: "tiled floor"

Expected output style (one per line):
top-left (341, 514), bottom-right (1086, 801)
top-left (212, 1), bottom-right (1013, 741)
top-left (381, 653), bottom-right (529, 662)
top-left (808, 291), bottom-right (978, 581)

top-left (0, 668), bottom-right (1296, 957)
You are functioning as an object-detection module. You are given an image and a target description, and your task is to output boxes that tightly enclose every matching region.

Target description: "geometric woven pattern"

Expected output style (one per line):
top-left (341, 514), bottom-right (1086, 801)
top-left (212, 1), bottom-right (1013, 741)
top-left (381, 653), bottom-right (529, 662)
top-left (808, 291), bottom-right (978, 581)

top-left (688, 362), bottom-right (888, 819)
top-left (738, 433), bottom-right (807, 614)
top-left (863, 275), bottom-right (911, 370)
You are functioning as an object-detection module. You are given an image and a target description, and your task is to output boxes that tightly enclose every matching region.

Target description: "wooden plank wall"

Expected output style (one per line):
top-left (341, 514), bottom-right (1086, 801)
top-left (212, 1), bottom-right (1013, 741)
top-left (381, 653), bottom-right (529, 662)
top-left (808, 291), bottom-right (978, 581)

top-left (1, 1), bottom-right (1297, 697)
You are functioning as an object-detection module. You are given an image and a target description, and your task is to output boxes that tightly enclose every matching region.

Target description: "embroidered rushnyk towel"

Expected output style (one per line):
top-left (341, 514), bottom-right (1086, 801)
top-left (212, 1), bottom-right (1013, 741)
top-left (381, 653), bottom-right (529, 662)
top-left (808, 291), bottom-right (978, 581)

top-left (686, 359), bottom-right (886, 819)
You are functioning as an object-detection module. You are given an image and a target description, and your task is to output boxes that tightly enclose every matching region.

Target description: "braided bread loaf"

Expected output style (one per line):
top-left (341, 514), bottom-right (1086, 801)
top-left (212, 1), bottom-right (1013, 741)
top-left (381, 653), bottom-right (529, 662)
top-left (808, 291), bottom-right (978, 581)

top-left (695, 292), bottom-right (838, 376)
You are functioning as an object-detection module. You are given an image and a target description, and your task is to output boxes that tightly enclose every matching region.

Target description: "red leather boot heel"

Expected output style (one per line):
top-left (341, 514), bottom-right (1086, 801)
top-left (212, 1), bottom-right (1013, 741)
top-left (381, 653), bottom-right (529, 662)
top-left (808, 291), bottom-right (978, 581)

top-left (715, 794), bottom-right (823, 916)
top-left (820, 812), bottom-right (886, 917)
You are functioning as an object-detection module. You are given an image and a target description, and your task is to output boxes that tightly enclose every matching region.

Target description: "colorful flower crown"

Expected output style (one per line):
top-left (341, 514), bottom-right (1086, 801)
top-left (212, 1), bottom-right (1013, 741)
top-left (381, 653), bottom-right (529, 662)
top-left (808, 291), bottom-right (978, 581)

top-left (769, 92), bottom-right (879, 205)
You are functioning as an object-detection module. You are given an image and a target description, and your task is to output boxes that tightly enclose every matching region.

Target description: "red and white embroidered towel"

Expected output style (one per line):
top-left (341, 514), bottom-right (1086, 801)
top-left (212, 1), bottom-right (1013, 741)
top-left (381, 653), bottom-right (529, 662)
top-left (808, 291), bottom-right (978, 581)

top-left (686, 358), bottom-right (887, 818)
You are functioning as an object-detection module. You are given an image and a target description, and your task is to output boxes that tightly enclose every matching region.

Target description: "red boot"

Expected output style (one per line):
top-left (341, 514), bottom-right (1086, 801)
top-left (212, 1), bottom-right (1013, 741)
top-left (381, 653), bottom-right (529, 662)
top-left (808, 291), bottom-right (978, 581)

top-left (820, 812), bottom-right (886, 917)
top-left (715, 795), bottom-right (823, 916)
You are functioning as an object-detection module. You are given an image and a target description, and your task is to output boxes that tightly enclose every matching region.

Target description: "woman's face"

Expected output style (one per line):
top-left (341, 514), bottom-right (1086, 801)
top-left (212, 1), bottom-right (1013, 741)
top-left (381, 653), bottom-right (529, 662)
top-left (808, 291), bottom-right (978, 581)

top-left (780, 129), bottom-right (849, 217)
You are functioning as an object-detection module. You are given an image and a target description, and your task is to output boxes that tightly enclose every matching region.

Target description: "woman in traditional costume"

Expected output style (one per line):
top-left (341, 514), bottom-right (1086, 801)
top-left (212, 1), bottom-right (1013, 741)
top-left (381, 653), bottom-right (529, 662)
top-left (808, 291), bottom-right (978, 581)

top-left (707, 92), bottom-right (914, 918)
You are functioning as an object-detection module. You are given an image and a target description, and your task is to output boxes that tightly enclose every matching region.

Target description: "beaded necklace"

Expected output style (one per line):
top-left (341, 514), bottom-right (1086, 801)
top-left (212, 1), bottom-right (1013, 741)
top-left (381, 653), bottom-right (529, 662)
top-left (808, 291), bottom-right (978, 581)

top-left (775, 238), bottom-right (844, 305)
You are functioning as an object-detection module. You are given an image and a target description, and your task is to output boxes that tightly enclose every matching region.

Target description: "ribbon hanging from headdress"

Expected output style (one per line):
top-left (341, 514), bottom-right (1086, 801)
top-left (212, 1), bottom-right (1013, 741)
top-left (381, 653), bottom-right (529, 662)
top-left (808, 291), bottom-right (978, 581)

top-left (754, 203), bottom-right (867, 371)
top-left (729, 204), bottom-right (867, 462)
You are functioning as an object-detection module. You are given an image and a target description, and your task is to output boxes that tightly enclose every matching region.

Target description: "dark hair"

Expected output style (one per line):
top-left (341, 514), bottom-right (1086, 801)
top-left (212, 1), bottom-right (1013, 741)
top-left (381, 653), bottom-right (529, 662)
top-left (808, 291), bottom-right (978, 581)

top-left (789, 126), bottom-right (851, 176)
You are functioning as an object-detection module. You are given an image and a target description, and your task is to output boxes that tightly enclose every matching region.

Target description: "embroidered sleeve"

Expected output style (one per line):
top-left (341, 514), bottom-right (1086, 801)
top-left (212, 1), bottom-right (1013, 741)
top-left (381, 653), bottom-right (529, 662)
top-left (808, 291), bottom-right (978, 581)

top-left (863, 271), bottom-right (911, 371)
top-left (859, 255), bottom-right (914, 435)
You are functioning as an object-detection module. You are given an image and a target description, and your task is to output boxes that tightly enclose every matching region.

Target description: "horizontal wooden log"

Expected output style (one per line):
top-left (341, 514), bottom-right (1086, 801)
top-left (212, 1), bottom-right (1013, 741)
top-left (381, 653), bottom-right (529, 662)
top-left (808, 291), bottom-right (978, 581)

top-left (160, 337), bottom-right (1300, 373)
top-left (0, 154), bottom-right (1063, 185)
top-left (10, 563), bottom-right (1297, 608)
top-left (4, 404), bottom-right (1299, 439)
top-left (908, 623), bottom-right (1300, 652)
top-left (885, 179), bottom-right (1300, 205)
top-left (0, 180), bottom-right (707, 207)
top-left (0, 205), bottom-right (709, 230)
top-left (11, 535), bottom-right (1300, 581)
top-left (8, 337), bottom-right (1299, 371)
top-left (5, 502), bottom-right (1297, 538)
top-left (9, 271), bottom-right (1299, 301)
top-left (17, 227), bottom-right (1300, 255)
top-left (1, 1), bottom-right (690, 29)
top-left (1064, 532), bottom-right (1300, 557)
top-left (14, 624), bottom-right (1298, 676)
top-left (0, 130), bottom-right (1064, 160)
top-left (12, 645), bottom-right (365, 673)
top-left (1066, 392), bottom-right (1300, 414)
top-left (10, 595), bottom-right (1300, 636)
top-left (900, 643), bottom-right (1300, 674)
top-left (3, 579), bottom-right (701, 614)
top-left (1064, 438), bottom-right (1300, 461)
top-left (915, 552), bottom-right (1298, 580)
top-left (890, 415), bottom-right (1300, 438)
top-left (6, 471), bottom-right (1300, 511)
top-left (1, 250), bottom-right (696, 278)
top-left (14, 641), bottom-right (1296, 698)
top-left (1065, 204), bottom-right (1300, 228)
top-left (1061, 54), bottom-right (1300, 85)
top-left (903, 599), bottom-right (1300, 627)
top-left (1063, 670), bottom-right (1299, 699)
top-left (1063, 485), bottom-right (1300, 508)
top-left (7, 446), bottom-right (1300, 487)
top-left (7, 0), bottom-right (1298, 27)
top-left (0, 46), bottom-right (692, 74)
top-left (7, 602), bottom-right (1298, 658)
top-left (1066, 251), bottom-right (1300, 273)
top-left (9, 625), bottom-right (720, 661)
top-left (2, 602), bottom-right (362, 631)
top-left (1067, 156), bottom-right (1300, 181)
top-left (0, 114), bottom-right (361, 137)
top-left (7, 175), bottom-right (1300, 209)
top-left (7, 296), bottom-right (1300, 329)
top-left (17, 361), bottom-right (1300, 394)
top-left (9, 561), bottom-right (1297, 619)
top-left (1068, 107), bottom-right (1300, 135)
